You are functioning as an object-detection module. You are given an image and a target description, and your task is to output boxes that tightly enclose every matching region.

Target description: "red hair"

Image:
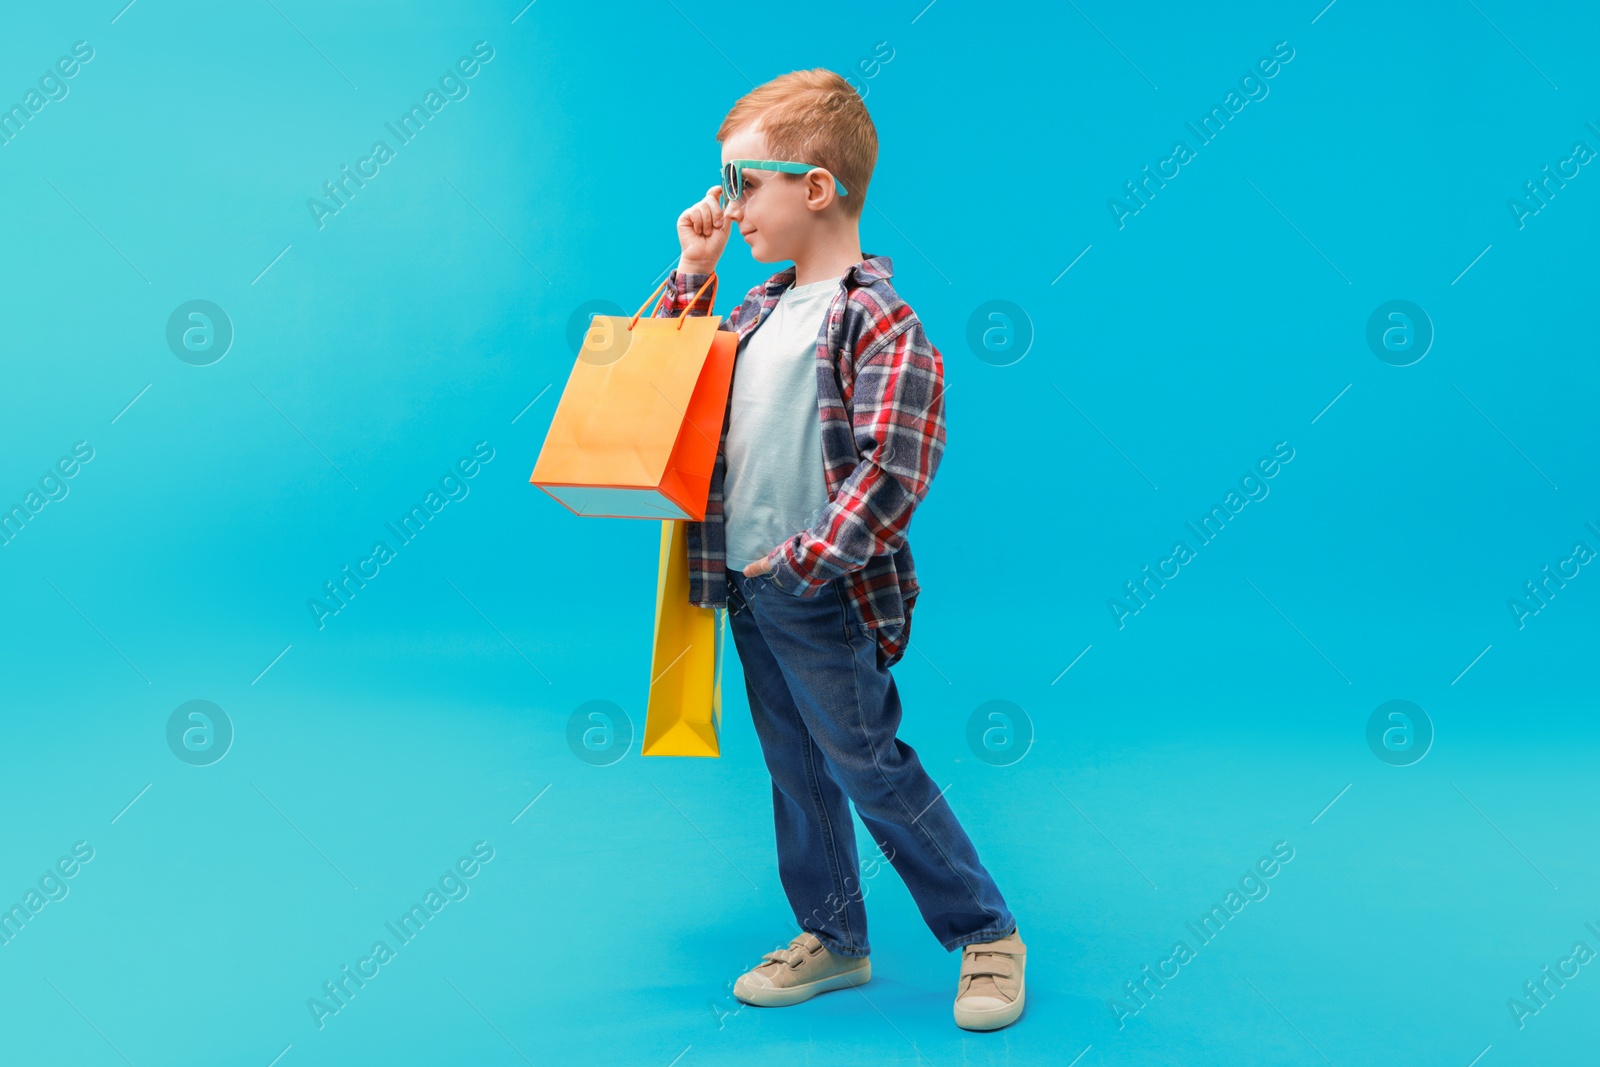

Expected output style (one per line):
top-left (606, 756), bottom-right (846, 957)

top-left (718, 68), bottom-right (877, 219)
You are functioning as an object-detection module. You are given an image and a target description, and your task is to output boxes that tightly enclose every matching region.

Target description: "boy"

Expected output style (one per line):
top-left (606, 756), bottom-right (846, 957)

top-left (654, 69), bottom-right (1025, 1032)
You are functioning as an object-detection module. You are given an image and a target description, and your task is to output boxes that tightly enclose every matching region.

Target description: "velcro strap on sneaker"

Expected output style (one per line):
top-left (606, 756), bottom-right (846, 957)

top-left (960, 956), bottom-right (1016, 980)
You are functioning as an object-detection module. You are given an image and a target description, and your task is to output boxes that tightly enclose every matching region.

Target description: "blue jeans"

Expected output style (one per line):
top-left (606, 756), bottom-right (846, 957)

top-left (724, 566), bottom-right (1016, 957)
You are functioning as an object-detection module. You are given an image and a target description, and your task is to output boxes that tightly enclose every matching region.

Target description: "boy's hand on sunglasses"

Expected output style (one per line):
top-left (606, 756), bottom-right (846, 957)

top-left (676, 184), bottom-right (734, 275)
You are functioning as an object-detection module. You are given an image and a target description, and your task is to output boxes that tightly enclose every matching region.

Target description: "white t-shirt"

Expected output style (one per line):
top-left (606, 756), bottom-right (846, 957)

top-left (722, 274), bottom-right (841, 570)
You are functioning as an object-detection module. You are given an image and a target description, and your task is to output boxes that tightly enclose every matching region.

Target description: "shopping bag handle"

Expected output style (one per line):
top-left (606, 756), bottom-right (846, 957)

top-left (629, 273), bottom-right (719, 332)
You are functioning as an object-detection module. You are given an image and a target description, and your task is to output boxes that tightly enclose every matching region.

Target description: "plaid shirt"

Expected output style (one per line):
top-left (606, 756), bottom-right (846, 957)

top-left (654, 253), bottom-right (946, 669)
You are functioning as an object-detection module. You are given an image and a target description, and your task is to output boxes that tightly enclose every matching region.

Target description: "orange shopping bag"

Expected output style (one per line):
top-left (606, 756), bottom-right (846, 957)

top-left (641, 518), bottom-right (725, 757)
top-left (530, 275), bottom-right (737, 520)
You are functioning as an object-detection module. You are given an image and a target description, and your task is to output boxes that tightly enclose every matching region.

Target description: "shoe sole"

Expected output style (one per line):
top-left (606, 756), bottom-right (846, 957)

top-left (954, 986), bottom-right (1025, 1031)
top-left (734, 960), bottom-right (872, 1007)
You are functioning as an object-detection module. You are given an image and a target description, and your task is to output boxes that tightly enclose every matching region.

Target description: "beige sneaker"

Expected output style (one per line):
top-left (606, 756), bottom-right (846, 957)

top-left (953, 928), bottom-right (1026, 1030)
top-left (732, 931), bottom-right (871, 1007)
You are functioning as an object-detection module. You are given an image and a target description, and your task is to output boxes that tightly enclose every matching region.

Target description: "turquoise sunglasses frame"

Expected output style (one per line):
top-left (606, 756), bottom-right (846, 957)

top-left (720, 159), bottom-right (849, 205)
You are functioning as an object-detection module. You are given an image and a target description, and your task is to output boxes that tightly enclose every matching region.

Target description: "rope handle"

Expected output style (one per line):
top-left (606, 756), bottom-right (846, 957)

top-left (628, 272), bottom-right (719, 332)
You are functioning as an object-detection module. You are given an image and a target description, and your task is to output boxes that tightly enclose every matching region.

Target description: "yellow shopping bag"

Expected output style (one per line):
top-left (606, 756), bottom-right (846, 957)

top-left (641, 519), bottom-right (725, 757)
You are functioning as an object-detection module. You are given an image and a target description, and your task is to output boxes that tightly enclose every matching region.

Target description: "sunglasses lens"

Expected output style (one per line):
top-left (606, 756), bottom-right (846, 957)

top-left (722, 162), bottom-right (740, 203)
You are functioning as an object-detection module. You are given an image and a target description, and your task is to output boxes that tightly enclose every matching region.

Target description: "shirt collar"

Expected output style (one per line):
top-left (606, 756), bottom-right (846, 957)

top-left (762, 253), bottom-right (894, 294)
top-left (847, 253), bottom-right (894, 286)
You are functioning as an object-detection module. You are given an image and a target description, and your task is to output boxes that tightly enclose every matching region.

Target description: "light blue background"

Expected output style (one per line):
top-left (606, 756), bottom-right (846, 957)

top-left (1, 1), bottom-right (1596, 1064)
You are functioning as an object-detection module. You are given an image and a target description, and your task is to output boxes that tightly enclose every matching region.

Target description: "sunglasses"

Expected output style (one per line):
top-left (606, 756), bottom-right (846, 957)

top-left (720, 159), bottom-right (849, 206)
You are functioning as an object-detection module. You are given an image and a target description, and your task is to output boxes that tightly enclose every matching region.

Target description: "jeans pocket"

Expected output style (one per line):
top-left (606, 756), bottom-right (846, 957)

top-left (838, 583), bottom-right (867, 641)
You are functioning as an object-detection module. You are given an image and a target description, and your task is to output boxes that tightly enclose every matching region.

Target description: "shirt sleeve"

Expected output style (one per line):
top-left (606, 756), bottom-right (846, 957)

top-left (762, 312), bottom-right (947, 596)
top-left (654, 269), bottom-right (739, 331)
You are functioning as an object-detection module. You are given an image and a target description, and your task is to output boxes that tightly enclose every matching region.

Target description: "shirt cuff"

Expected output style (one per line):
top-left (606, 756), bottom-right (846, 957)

top-left (670, 268), bottom-right (713, 306)
top-left (764, 539), bottom-right (806, 596)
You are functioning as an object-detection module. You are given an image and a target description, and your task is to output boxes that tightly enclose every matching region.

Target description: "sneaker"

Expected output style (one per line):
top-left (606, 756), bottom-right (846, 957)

top-left (953, 927), bottom-right (1026, 1031)
top-left (732, 931), bottom-right (871, 1007)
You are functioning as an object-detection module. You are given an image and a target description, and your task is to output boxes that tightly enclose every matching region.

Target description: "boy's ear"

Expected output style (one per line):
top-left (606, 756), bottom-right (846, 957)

top-left (804, 170), bottom-right (839, 212)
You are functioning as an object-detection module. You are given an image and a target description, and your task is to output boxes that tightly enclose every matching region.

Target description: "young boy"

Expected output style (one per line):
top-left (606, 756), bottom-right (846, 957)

top-left (655, 69), bottom-right (1025, 1032)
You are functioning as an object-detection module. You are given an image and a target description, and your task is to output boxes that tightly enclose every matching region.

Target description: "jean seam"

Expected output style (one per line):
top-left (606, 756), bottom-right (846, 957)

top-left (840, 582), bottom-right (1002, 936)
top-left (799, 718), bottom-right (857, 952)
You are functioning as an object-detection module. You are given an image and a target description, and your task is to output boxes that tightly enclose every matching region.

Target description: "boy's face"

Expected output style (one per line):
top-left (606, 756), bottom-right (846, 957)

top-left (720, 123), bottom-right (841, 265)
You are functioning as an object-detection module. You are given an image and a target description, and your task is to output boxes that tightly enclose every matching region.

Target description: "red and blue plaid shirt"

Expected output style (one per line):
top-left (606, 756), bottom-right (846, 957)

top-left (655, 253), bottom-right (946, 669)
